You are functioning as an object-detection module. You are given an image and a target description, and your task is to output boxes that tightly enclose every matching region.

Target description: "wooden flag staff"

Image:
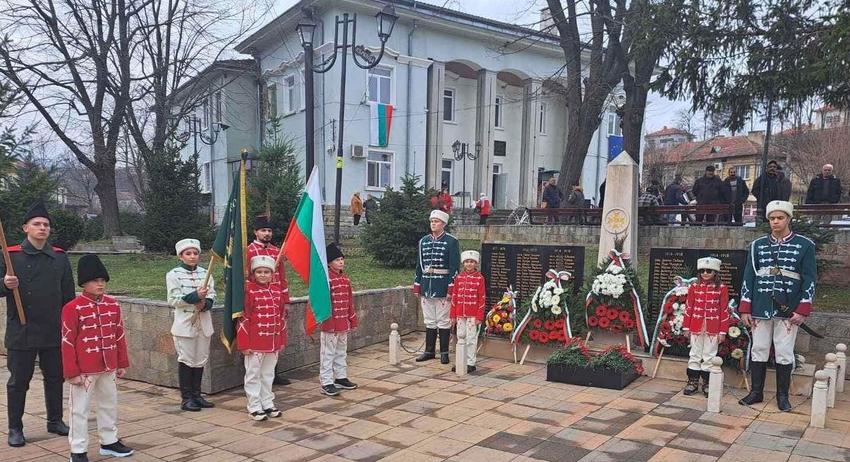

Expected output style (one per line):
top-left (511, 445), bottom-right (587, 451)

top-left (0, 217), bottom-right (27, 324)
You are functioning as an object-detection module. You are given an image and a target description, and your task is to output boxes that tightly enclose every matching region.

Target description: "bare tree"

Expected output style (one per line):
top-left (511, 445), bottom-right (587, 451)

top-left (773, 126), bottom-right (850, 194)
top-left (675, 108), bottom-right (697, 137)
top-left (56, 152), bottom-right (99, 210)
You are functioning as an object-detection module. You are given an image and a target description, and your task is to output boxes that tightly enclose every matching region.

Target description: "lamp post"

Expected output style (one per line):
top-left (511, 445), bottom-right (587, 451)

top-left (451, 140), bottom-right (481, 221)
top-left (172, 115), bottom-right (229, 224)
top-left (297, 4), bottom-right (398, 244)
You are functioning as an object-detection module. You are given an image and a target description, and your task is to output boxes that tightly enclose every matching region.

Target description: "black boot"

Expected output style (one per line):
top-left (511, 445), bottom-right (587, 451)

top-left (7, 389), bottom-right (26, 445)
top-left (683, 368), bottom-right (701, 395)
top-left (739, 361), bottom-right (767, 405)
top-left (416, 329), bottom-right (437, 362)
top-left (192, 367), bottom-right (214, 408)
top-left (7, 428), bottom-right (25, 447)
top-left (775, 363), bottom-right (793, 412)
top-left (438, 328), bottom-right (451, 365)
top-left (178, 363), bottom-right (201, 412)
top-left (44, 377), bottom-right (68, 435)
top-left (700, 371), bottom-right (711, 398)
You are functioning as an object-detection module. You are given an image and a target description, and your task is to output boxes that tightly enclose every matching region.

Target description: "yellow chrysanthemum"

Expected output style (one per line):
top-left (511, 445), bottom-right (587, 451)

top-left (502, 322), bottom-right (513, 332)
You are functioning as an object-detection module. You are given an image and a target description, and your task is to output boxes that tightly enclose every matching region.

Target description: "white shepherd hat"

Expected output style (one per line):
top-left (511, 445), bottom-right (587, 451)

top-left (429, 209), bottom-right (449, 223)
top-left (461, 250), bottom-right (480, 263)
top-left (697, 257), bottom-right (722, 272)
top-left (251, 255), bottom-right (276, 272)
top-left (766, 200), bottom-right (794, 218)
top-left (175, 238), bottom-right (201, 256)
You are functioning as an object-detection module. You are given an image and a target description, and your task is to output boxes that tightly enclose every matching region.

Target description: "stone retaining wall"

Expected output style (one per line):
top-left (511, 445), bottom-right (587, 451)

top-left (1, 286), bottom-right (419, 393)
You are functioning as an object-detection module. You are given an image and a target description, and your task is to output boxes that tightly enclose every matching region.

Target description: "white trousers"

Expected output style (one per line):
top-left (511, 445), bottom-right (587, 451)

top-left (174, 334), bottom-right (211, 367)
top-left (320, 332), bottom-right (349, 386)
top-left (687, 333), bottom-right (719, 371)
top-left (421, 297), bottom-right (451, 329)
top-left (243, 352), bottom-right (278, 413)
top-left (456, 317), bottom-right (479, 367)
top-left (752, 318), bottom-right (798, 365)
top-left (68, 371), bottom-right (118, 454)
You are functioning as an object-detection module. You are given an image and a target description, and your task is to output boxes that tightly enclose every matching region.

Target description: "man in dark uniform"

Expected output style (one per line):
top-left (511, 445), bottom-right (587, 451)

top-left (1, 202), bottom-right (75, 447)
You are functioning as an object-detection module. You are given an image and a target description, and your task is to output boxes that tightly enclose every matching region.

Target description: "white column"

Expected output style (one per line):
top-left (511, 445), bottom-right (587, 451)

top-left (455, 322), bottom-right (467, 377)
top-left (810, 370), bottom-right (829, 428)
top-left (519, 79), bottom-right (542, 207)
top-left (597, 152), bottom-right (640, 266)
top-left (825, 353), bottom-right (838, 408)
top-left (389, 323), bottom-right (400, 365)
top-left (706, 357), bottom-right (723, 413)
top-left (474, 69), bottom-right (497, 199)
top-left (836, 343), bottom-right (846, 393)
top-left (425, 61), bottom-right (446, 190)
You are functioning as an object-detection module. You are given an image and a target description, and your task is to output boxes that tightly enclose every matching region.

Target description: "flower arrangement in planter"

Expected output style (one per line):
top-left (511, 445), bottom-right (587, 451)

top-left (546, 339), bottom-right (644, 390)
top-left (584, 248), bottom-right (649, 347)
top-left (512, 270), bottom-right (574, 347)
top-left (650, 276), bottom-right (695, 356)
top-left (718, 317), bottom-right (751, 371)
top-left (484, 287), bottom-right (517, 338)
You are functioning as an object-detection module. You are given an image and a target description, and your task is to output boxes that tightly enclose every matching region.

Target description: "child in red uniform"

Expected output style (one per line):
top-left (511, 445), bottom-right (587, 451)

top-left (319, 243), bottom-right (358, 396)
top-left (449, 250), bottom-right (486, 373)
top-left (237, 255), bottom-right (287, 421)
top-left (61, 254), bottom-right (133, 462)
top-left (683, 257), bottom-right (730, 396)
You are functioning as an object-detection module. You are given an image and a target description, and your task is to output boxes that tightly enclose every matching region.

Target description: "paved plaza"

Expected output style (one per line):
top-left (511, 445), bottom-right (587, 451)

top-left (2, 332), bottom-right (850, 462)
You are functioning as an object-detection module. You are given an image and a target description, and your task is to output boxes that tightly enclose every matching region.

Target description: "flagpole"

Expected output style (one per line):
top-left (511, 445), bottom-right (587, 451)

top-left (201, 255), bottom-right (215, 290)
top-left (0, 217), bottom-right (26, 325)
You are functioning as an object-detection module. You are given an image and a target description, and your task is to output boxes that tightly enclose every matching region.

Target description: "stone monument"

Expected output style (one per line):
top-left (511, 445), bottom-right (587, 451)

top-left (598, 151), bottom-right (639, 266)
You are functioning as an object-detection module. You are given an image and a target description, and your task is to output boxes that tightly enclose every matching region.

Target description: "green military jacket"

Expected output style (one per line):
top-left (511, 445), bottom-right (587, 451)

top-left (414, 232), bottom-right (460, 298)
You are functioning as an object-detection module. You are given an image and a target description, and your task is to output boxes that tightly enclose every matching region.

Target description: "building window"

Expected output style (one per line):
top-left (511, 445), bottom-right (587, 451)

top-left (266, 83), bottom-right (278, 118)
top-left (494, 140), bottom-right (506, 157)
top-left (607, 113), bottom-right (622, 136)
top-left (538, 102), bottom-right (547, 134)
top-left (201, 162), bottom-right (212, 193)
top-left (494, 96), bottom-right (503, 128)
top-left (441, 159), bottom-right (452, 191)
top-left (283, 75), bottom-right (298, 114)
top-left (443, 88), bottom-right (455, 122)
top-left (214, 91), bottom-right (223, 123)
top-left (368, 66), bottom-right (392, 104)
top-left (734, 165), bottom-right (752, 181)
top-left (201, 99), bottom-right (210, 129)
top-left (367, 150), bottom-right (393, 188)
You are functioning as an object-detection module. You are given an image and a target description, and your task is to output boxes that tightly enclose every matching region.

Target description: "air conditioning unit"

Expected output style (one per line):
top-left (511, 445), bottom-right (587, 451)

top-left (350, 144), bottom-right (366, 159)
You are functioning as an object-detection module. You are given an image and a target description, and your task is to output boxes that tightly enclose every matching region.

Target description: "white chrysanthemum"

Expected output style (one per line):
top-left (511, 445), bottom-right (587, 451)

top-left (727, 326), bottom-right (741, 338)
top-left (553, 288), bottom-right (565, 295)
top-left (551, 305), bottom-right (562, 315)
top-left (551, 295), bottom-right (560, 306)
top-left (609, 265), bottom-right (623, 275)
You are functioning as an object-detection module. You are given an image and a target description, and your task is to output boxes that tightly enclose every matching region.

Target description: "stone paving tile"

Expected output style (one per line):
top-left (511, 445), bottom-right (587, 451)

top-left (718, 443), bottom-right (791, 461)
top-left (548, 428), bottom-right (612, 450)
top-left (792, 440), bottom-right (850, 462)
top-left (616, 415), bottom-right (691, 446)
top-left (477, 431), bottom-right (546, 454)
top-left (377, 449), bottom-right (443, 462)
top-left (577, 438), bottom-right (663, 462)
top-left (449, 445), bottom-right (523, 462)
top-left (523, 440), bottom-right (591, 462)
top-left (735, 431), bottom-right (798, 453)
top-left (438, 422), bottom-right (500, 445)
top-left (570, 408), bottom-right (644, 436)
top-left (334, 440), bottom-right (396, 462)
top-left (648, 447), bottom-right (719, 462)
top-left (409, 435), bottom-right (475, 458)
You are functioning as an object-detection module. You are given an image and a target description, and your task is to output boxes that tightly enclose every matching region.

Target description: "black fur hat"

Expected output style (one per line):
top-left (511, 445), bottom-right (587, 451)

top-left (326, 243), bottom-right (344, 262)
top-left (253, 215), bottom-right (274, 230)
top-left (23, 201), bottom-right (51, 224)
top-left (77, 254), bottom-right (110, 286)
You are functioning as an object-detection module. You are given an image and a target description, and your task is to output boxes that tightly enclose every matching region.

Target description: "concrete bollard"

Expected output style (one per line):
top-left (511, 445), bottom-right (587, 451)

top-left (389, 323), bottom-right (400, 365)
top-left (707, 357), bottom-right (724, 413)
top-left (455, 323), bottom-right (467, 377)
top-left (836, 344), bottom-right (846, 393)
top-left (825, 353), bottom-right (838, 408)
top-left (810, 370), bottom-right (829, 428)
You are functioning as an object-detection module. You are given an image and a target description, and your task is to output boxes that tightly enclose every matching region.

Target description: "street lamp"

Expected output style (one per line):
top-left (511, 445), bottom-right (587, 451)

top-left (297, 3), bottom-right (398, 244)
top-left (170, 115), bottom-right (229, 224)
top-left (451, 140), bottom-right (482, 220)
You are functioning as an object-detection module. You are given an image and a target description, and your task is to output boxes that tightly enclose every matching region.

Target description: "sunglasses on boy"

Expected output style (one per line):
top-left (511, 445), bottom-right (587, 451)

top-left (698, 269), bottom-right (715, 274)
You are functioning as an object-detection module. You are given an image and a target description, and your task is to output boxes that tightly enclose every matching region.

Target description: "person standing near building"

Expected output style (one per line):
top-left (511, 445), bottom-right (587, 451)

top-left (663, 174), bottom-right (689, 224)
top-left (542, 177), bottom-right (563, 223)
top-left (364, 194), bottom-right (379, 224)
top-left (413, 210), bottom-right (460, 365)
top-left (806, 164), bottom-right (842, 223)
top-left (1, 201), bottom-right (73, 447)
top-left (752, 160), bottom-right (785, 219)
top-left (449, 250), bottom-right (486, 373)
top-left (724, 167), bottom-right (750, 225)
top-left (692, 165), bottom-right (728, 224)
top-left (737, 200), bottom-right (816, 412)
top-left (350, 192), bottom-right (364, 226)
top-left (475, 193), bottom-right (491, 225)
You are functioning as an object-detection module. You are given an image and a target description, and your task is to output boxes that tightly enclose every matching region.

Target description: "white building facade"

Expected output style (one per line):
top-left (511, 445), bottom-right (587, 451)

top-left (185, 0), bottom-right (623, 223)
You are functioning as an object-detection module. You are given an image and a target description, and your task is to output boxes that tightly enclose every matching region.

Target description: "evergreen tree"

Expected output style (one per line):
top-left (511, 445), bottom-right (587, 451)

top-left (0, 155), bottom-right (58, 243)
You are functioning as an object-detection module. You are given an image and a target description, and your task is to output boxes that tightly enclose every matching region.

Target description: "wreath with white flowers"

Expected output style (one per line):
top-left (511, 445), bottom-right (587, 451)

top-left (584, 249), bottom-right (649, 347)
top-left (650, 276), bottom-right (694, 354)
top-left (512, 269), bottom-right (573, 345)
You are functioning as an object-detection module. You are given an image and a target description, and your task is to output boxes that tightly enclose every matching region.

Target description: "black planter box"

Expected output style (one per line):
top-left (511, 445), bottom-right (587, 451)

top-left (546, 363), bottom-right (639, 390)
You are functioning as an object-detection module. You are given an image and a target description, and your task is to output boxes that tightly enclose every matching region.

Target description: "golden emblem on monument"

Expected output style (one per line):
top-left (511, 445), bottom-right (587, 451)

top-left (603, 208), bottom-right (629, 235)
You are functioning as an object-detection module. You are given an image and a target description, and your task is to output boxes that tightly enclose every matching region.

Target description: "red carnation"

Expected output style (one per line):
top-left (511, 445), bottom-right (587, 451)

top-left (555, 319), bottom-right (565, 329)
top-left (619, 311), bottom-right (631, 322)
top-left (533, 319), bottom-right (543, 329)
top-left (544, 320), bottom-right (556, 330)
top-left (624, 319), bottom-right (635, 329)
top-left (595, 305), bottom-right (607, 317)
top-left (598, 317), bottom-right (610, 328)
top-left (539, 335), bottom-right (549, 344)
top-left (660, 322), bottom-right (672, 333)
top-left (606, 308), bottom-right (619, 320)
top-left (587, 316), bottom-right (599, 327)
top-left (610, 324), bottom-right (623, 333)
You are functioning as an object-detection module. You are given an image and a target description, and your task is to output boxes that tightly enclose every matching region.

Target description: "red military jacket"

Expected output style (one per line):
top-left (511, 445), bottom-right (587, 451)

top-left (449, 271), bottom-right (486, 321)
top-left (683, 282), bottom-right (731, 336)
top-left (321, 270), bottom-right (358, 333)
top-left (237, 281), bottom-right (287, 353)
top-left (61, 293), bottom-right (129, 379)
top-left (247, 240), bottom-right (291, 304)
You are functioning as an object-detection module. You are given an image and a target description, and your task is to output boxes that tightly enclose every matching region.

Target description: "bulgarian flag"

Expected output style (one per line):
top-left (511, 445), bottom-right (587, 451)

top-left (283, 167), bottom-right (331, 335)
top-left (369, 102), bottom-right (393, 147)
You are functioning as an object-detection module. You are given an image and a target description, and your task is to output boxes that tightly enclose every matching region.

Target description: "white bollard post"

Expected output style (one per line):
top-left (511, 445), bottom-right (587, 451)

top-left (825, 353), bottom-right (838, 408)
top-left (707, 357), bottom-right (724, 413)
top-left (836, 344), bottom-right (846, 393)
top-left (389, 323), bottom-right (400, 365)
top-left (810, 370), bottom-right (829, 428)
top-left (455, 323), bottom-right (467, 377)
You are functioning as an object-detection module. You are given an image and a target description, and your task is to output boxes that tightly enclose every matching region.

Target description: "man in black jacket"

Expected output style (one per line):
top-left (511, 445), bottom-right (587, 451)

top-left (806, 164), bottom-right (843, 224)
top-left (752, 160), bottom-right (786, 220)
top-left (692, 165), bottom-right (729, 224)
top-left (724, 167), bottom-right (750, 225)
top-left (1, 202), bottom-right (75, 447)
